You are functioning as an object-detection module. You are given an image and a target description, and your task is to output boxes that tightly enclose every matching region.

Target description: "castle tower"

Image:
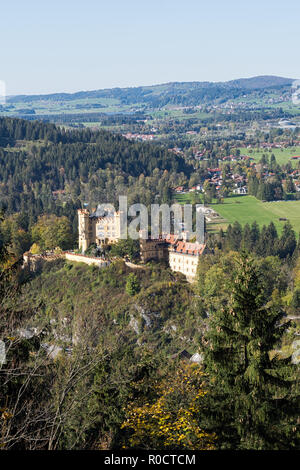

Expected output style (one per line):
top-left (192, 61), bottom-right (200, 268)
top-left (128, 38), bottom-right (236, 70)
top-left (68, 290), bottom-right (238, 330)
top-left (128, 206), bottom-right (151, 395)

top-left (78, 209), bottom-right (93, 252)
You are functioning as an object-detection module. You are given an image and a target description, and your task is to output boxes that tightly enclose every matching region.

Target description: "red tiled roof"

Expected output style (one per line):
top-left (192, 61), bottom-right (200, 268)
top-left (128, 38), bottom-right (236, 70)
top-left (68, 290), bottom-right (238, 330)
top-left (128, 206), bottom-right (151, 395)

top-left (165, 234), bottom-right (178, 245)
top-left (171, 240), bottom-right (206, 256)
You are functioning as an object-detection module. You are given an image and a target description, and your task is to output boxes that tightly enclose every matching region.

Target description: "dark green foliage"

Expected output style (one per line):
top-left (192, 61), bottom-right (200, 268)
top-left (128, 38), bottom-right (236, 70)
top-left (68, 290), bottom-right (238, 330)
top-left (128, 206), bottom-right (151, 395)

top-left (201, 253), bottom-right (299, 450)
top-left (248, 172), bottom-right (285, 202)
top-left (226, 221), bottom-right (242, 251)
top-left (1, 232), bottom-right (299, 450)
top-left (0, 117), bottom-right (191, 245)
top-left (0, 117), bottom-right (190, 185)
top-left (286, 177), bottom-right (296, 193)
top-left (256, 180), bottom-right (284, 201)
top-left (110, 239), bottom-right (140, 261)
top-left (276, 221), bottom-right (297, 259)
top-left (220, 220), bottom-right (297, 260)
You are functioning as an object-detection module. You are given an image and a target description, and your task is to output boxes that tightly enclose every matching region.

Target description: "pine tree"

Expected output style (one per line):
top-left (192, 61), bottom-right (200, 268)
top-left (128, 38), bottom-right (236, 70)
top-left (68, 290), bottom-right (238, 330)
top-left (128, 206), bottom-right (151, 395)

top-left (286, 177), bottom-right (296, 194)
top-left (257, 222), bottom-right (278, 256)
top-left (256, 181), bottom-right (267, 200)
top-left (270, 154), bottom-right (277, 170)
top-left (277, 221), bottom-right (297, 259)
top-left (201, 253), bottom-right (299, 449)
top-left (227, 221), bottom-right (242, 251)
top-left (248, 175), bottom-right (259, 197)
top-left (241, 223), bottom-right (251, 251)
top-left (250, 221), bottom-right (260, 252)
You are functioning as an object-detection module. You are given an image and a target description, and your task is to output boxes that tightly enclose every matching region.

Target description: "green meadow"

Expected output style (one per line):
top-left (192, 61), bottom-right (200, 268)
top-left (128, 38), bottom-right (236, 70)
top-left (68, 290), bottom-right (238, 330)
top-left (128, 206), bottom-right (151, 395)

top-left (173, 193), bottom-right (195, 204)
top-left (174, 193), bottom-right (300, 235)
top-left (212, 195), bottom-right (300, 234)
top-left (238, 146), bottom-right (300, 165)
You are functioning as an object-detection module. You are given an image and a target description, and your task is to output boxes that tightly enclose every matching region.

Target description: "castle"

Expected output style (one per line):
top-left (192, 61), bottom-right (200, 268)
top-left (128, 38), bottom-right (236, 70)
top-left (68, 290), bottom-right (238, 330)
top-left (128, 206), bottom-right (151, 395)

top-left (78, 207), bottom-right (121, 252)
top-left (139, 234), bottom-right (206, 281)
top-left (78, 208), bottom-right (206, 281)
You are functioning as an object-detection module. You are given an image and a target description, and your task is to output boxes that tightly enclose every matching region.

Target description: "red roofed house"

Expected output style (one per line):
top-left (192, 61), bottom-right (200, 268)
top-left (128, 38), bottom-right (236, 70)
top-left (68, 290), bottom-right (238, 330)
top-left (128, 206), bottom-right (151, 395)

top-left (174, 186), bottom-right (185, 193)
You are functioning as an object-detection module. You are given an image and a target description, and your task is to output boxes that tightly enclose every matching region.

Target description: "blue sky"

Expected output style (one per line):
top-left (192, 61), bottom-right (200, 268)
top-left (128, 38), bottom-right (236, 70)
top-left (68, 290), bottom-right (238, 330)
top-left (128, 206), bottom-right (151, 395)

top-left (1, 0), bottom-right (299, 95)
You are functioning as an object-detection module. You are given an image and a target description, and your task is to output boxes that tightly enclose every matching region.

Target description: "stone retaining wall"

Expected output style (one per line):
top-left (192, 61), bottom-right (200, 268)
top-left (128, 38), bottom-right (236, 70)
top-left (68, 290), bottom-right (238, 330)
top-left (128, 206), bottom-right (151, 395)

top-left (64, 252), bottom-right (110, 268)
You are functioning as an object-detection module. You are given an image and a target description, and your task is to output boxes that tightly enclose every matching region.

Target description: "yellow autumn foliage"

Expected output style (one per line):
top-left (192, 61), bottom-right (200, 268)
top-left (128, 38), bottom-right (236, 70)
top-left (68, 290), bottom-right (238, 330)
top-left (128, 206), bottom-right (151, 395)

top-left (121, 364), bottom-right (216, 450)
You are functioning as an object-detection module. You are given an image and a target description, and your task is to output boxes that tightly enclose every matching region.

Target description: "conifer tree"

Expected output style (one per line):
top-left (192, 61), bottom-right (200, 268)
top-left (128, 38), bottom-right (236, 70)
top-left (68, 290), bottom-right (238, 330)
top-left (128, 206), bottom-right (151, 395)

top-left (277, 221), bottom-right (297, 259)
top-left (226, 221), bottom-right (242, 251)
top-left (250, 221), bottom-right (260, 251)
top-left (241, 223), bottom-right (251, 251)
top-left (201, 253), bottom-right (299, 449)
top-left (270, 154), bottom-right (277, 170)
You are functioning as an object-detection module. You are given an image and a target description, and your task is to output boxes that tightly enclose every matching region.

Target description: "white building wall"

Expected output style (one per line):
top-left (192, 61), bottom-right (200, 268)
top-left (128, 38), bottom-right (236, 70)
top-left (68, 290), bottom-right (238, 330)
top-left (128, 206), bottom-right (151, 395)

top-left (169, 252), bottom-right (199, 280)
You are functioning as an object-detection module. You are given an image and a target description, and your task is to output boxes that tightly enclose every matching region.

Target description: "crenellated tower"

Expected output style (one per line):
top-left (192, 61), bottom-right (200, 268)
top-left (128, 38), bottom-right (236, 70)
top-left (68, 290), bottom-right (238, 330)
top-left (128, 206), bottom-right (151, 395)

top-left (78, 209), bottom-right (93, 252)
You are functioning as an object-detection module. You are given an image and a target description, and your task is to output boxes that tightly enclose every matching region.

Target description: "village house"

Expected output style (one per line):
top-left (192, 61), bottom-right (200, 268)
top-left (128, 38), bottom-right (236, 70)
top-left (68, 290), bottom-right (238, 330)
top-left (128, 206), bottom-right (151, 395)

top-left (189, 184), bottom-right (203, 192)
top-left (174, 186), bottom-right (185, 193)
top-left (233, 186), bottom-right (248, 195)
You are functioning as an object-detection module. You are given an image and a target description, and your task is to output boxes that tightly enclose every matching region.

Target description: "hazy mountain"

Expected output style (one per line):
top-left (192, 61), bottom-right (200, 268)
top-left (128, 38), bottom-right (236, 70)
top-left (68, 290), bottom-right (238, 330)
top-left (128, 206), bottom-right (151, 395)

top-left (8, 75), bottom-right (295, 105)
top-left (226, 75), bottom-right (294, 89)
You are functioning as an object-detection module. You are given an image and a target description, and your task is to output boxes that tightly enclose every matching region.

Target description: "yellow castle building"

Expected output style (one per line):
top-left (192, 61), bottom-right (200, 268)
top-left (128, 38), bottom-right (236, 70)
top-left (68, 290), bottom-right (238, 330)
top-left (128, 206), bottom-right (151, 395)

top-left (78, 208), bottom-right (121, 252)
top-left (78, 208), bottom-right (206, 281)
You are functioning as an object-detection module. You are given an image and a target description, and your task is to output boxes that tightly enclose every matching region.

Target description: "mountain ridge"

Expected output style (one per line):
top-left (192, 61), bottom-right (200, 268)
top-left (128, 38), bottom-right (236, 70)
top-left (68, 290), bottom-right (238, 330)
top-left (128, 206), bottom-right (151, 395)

top-left (8, 75), bottom-right (295, 103)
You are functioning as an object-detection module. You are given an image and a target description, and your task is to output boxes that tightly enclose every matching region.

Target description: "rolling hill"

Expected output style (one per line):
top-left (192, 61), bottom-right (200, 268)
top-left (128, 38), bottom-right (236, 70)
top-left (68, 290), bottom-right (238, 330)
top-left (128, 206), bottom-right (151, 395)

top-left (1, 75), bottom-right (295, 113)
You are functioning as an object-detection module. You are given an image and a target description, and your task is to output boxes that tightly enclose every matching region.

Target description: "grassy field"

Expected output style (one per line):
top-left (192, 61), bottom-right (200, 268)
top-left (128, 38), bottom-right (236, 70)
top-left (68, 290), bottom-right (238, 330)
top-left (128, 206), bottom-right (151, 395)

top-left (212, 195), bottom-right (300, 234)
top-left (173, 193), bottom-right (194, 204)
top-left (238, 146), bottom-right (300, 165)
top-left (0, 97), bottom-right (129, 116)
top-left (174, 193), bottom-right (300, 234)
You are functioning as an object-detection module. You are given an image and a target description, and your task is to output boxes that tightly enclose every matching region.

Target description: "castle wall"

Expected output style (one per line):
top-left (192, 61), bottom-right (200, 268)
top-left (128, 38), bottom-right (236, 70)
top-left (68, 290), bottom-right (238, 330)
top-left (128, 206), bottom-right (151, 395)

top-left (139, 239), bottom-right (168, 263)
top-left (65, 252), bottom-right (110, 268)
top-left (23, 251), bottom-right (110, 271)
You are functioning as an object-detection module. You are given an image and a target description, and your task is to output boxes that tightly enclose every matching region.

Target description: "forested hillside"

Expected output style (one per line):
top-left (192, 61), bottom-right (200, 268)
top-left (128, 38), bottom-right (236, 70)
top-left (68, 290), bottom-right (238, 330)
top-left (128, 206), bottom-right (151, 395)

top-left (5, 75), bottom-right (294, 108)
top-left (0, 117), bottom-right (188, 177)
top-left (0, 114), bottom-right (299, 451)
top-left (0, 117), bottom-right (190, 251)
top-left (0, 244), bottom-right (299, 449)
